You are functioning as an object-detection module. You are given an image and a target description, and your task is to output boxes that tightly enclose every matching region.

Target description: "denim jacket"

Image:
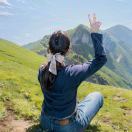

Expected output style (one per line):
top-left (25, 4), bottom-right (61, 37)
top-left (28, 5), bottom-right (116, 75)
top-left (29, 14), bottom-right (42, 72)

top-left (38, 33), bottom-right (107, 119)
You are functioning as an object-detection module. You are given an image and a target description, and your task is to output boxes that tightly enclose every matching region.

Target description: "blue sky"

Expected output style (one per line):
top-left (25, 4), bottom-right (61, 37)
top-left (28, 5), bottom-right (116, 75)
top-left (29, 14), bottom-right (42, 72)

top-left (0, 0), bottom-right (132, 45)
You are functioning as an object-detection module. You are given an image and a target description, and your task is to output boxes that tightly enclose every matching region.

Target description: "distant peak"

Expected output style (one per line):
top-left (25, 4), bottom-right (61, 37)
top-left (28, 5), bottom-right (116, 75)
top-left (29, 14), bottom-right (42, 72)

top-left (77, 24), bottom-right (85, 28)
top-left (76, 24), bottom-right (88, 30)
top-left (106, 24), bottom-right (132, 32)
top-left (112, 24), bottom-right (125, 28)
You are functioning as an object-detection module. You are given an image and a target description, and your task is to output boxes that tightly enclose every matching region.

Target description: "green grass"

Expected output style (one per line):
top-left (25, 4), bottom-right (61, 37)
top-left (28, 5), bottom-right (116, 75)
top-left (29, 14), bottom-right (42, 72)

top-left (0, 39), bottom-right (132, 131)
top-left (0, 39), bottom-right (46, 120)
top-left (78, 83), bottom-right (132, 132)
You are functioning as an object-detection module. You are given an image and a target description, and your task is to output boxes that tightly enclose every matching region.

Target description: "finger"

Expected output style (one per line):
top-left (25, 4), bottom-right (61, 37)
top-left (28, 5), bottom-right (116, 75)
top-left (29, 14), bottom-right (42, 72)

top-left (88, 14), bottom-right (92, 25)
top-left (93, 13), bottom-right (96, 22)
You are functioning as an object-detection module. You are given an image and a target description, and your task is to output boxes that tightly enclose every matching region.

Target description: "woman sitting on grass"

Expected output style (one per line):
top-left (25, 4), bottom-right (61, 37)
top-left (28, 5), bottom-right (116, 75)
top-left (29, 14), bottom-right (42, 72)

top-left (38, 14), bottom-right (107, 132)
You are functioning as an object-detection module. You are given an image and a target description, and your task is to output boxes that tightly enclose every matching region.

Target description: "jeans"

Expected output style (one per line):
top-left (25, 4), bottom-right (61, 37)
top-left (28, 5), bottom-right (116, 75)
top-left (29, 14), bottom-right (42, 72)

top-left (40, 92), bottom-right (104, 132)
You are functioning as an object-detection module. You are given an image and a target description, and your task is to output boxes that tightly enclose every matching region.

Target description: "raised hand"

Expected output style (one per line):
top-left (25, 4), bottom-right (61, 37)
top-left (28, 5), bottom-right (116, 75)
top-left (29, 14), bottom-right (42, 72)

top-left (88, 13), bottom-right (102, 33)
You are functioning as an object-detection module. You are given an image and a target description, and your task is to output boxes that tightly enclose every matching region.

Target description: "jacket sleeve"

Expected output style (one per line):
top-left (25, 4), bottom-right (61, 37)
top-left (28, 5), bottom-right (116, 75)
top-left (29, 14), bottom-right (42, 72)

top-left (67, 33), bottom-right (107, 85)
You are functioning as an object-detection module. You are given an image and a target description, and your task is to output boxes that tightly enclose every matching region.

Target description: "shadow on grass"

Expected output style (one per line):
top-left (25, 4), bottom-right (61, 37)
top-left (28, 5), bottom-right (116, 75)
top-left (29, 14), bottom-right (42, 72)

top-left (26, 124), bottom-right (101, 132)
top-left (26, 124), bottom-right (43, 132)
top-left (85, 124), bottom-right (101, 132)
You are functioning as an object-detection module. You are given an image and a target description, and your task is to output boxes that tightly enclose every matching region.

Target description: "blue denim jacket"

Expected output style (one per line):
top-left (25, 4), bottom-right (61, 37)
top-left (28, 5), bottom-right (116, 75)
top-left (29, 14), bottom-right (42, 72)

top-left (38, 33), bottom-right (107, 119)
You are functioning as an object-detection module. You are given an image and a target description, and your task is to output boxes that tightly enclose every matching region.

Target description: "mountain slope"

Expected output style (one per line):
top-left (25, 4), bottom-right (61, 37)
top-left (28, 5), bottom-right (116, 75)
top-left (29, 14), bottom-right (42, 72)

top-left (0, 39), bottom-right (132, 132)
top-left (0, 39), bottom-right (46, 120)
top-left (105, 25), bottom-right (132, 49)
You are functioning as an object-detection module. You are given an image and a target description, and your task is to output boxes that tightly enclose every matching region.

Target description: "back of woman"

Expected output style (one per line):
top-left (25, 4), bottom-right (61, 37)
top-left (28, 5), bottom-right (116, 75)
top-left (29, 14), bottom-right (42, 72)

top-left (38, 14), bottom-right (107, 132)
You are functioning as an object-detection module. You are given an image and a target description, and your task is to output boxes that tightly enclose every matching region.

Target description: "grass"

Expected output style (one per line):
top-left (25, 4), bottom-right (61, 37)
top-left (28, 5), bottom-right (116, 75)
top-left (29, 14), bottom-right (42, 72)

top-left (0, 39), bottom-right (45, 121)
top-left (0, 39), bottom-right (132, 131)
top-left (78, 83), bottom-right (132, 132)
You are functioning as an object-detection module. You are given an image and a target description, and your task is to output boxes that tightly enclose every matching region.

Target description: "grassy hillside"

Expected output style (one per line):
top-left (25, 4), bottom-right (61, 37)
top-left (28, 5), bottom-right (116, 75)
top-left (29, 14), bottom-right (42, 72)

top-left (0, 39), bottom-right (132, 132)
top-left (0, 39), bottom-right (46, 120)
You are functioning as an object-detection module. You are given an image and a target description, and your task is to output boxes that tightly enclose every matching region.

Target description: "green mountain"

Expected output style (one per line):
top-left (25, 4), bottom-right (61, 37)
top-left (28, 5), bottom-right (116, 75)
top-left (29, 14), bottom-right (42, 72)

top-left (23, 24), bottom-right (132, 89)
top-left (103, 32), bottom-right (132, 85)
top-left (105, 25), bottom-right (132, 50)
top-left (0, 39), bottom-right (132, 132)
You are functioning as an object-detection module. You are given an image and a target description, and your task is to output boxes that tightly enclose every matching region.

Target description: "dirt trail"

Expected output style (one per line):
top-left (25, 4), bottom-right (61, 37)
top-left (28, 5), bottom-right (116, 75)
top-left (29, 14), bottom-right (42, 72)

top-left (0, 110), bottom-right (32, 132)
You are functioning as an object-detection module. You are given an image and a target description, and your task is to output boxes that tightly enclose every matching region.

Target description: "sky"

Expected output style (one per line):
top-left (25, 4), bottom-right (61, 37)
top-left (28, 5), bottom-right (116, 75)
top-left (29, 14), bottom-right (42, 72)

top-left (0, 0), bottom-right (132, 45)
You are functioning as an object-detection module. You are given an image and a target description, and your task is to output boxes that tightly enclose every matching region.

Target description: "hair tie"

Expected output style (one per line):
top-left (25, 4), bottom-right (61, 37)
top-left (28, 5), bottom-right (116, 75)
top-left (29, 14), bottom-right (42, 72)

top-left (47, 53), bottom-right (65, 75)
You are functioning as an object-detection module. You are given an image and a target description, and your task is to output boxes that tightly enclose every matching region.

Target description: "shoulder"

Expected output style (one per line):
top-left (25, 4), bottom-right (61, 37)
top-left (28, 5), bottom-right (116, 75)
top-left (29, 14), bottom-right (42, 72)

top-left (64, 64), bottom-right (82, 75)
top-left (65, 63), bottom-right (86, 71)
top-left (64, 61), bottom-right (92, 75)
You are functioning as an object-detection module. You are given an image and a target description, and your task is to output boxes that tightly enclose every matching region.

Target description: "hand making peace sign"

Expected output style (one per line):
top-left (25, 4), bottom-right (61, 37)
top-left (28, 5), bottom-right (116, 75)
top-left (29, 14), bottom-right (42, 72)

top-left (88, 13), bottom-right (102, 33)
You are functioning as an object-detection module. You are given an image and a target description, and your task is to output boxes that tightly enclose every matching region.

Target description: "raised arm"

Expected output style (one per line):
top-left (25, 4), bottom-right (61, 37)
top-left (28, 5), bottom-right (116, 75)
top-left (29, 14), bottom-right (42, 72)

top-left (67, 14), bottom-right (107, 85)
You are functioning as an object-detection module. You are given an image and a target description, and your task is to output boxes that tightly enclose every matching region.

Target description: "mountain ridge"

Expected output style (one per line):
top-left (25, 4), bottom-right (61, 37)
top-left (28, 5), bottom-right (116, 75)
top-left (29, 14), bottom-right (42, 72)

top-left (23, 24), bottom-right (132, 89)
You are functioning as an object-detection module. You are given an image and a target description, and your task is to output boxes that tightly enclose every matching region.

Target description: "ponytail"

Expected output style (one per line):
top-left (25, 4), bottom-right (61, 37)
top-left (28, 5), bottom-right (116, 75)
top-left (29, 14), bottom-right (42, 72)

top-left (41, 61), bottom-right (63, 90)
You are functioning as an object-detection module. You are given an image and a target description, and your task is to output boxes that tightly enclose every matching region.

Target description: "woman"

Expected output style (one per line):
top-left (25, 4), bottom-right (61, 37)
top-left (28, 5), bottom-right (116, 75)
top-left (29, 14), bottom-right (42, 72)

top-left (38, 14), bottom-right (107, 132)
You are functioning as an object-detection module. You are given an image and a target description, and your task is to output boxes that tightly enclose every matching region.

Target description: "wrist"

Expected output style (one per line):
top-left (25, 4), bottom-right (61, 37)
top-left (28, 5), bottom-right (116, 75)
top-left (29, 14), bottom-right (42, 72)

top-left (90, 29), bottom-right (101, 34)
top-left (90, 28), bottom-right (99, 33)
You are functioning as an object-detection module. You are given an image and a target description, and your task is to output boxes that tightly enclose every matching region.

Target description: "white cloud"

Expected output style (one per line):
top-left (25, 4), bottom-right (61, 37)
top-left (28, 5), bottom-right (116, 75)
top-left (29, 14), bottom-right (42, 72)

top-left (0, 1), bottom-right (13, 16)
top-left (0, 11), bottom-right (13, 16)
top-left (0, 0), bottom-right (11, 6)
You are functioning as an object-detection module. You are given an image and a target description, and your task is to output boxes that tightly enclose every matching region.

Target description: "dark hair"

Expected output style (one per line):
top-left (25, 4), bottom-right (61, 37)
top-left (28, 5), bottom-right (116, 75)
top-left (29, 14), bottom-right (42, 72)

top-left (41, 31), bottom-right (70, 90)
